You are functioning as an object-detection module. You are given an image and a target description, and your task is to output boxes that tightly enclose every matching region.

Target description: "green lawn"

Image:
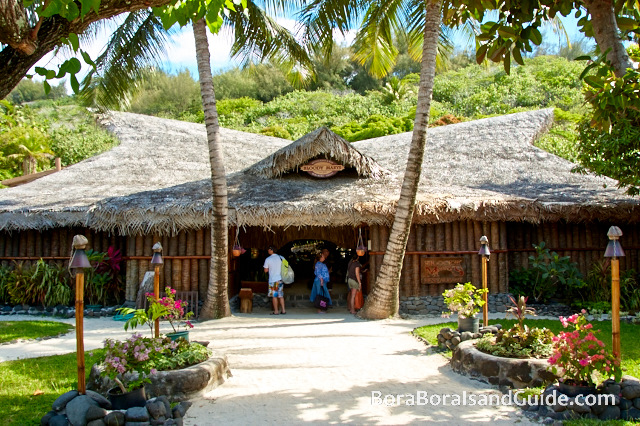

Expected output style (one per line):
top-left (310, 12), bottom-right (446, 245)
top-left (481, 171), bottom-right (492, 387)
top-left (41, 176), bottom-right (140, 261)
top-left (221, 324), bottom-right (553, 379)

top-left (0, 350), bottom-right (106, 424)
top-left (413, 318), bottom-right (640, 378)
top-left (0, 321), bottom-right (73, 344)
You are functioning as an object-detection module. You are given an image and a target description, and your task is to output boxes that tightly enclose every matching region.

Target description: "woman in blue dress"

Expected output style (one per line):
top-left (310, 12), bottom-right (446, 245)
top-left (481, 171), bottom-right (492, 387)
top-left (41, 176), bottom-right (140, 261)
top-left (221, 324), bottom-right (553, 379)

top-left (310, 252), bottom-right (332, 313)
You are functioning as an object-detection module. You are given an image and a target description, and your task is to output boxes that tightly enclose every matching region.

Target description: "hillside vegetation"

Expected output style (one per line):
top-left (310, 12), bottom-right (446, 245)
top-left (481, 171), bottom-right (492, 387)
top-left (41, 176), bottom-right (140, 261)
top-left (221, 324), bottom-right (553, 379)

top-left (1, 55), bottom-right (586, 181)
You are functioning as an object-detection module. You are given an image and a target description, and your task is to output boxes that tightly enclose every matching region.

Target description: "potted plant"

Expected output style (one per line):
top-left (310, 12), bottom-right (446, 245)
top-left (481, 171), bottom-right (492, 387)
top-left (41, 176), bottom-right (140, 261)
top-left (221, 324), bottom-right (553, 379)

top-left (101, 333), bottom-right (178, 409)
top-left (547, 311), bottom-right (622, 396)
top-left (442, 282), bottom-right (488, 333)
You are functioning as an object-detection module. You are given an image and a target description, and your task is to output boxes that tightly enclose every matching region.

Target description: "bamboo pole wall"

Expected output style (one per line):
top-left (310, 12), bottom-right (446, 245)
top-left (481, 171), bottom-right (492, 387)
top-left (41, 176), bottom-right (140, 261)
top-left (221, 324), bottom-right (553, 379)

top-left (2, 220), bottom-right (639, 304)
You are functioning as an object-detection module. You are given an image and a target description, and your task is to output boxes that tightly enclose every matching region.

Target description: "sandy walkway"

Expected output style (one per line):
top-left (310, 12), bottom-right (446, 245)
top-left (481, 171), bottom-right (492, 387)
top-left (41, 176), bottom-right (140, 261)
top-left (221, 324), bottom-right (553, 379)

top-left (185, 310), bottom-right (534, 425)
top-left (1, 310), bottom-right (534, 424)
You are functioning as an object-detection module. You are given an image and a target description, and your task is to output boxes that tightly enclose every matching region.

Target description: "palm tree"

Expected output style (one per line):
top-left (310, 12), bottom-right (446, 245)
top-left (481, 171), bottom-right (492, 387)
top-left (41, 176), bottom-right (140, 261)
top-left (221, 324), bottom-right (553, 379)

top-left (82, 2), bottom-right (312, 319)
top-left (299, 0), bottom-right (444, 318)
top-left (192, 17), bottom-right (231, 319)
top-left (359, 0), bottom-right (443, 319)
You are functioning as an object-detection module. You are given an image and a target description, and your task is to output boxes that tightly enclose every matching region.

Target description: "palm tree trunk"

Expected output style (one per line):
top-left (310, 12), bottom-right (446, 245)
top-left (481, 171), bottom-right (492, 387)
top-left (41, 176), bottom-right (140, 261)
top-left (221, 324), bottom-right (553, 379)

top-left (583, 0), bottom-right (634, 77)
top-left (193, 18), bottom-right (231, 319)
top-left (359, 0), bottom-right (443, 319)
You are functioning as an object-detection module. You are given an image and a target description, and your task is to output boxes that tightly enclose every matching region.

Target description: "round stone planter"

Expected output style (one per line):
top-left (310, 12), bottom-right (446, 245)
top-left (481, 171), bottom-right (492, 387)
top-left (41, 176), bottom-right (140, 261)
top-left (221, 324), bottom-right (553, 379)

top-left (88, 355), bottom-right (230, 402)
top-left (451, 340), bottom-right (558, 388)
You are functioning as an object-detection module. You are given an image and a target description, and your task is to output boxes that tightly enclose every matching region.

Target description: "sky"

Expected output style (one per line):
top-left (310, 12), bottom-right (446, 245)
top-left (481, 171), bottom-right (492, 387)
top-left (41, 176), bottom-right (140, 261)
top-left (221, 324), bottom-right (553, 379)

top-left (31, 12), bottom-right (587, 91)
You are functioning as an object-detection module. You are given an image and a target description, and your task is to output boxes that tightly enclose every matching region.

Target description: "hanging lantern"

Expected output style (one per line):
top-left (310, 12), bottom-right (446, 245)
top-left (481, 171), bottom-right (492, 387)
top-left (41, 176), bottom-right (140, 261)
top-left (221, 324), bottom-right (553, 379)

top-left (356, 228), bottom-right (367, 256)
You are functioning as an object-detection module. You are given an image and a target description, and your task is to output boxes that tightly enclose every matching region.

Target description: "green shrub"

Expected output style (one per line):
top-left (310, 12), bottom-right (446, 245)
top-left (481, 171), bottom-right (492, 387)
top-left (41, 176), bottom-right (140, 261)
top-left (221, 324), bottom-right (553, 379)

top-left (476, 325), bottom-right (554, 359)
top-left (509, 242), bottom-right (584, 303)
top-left (259, 125), bottom-right (291, 139)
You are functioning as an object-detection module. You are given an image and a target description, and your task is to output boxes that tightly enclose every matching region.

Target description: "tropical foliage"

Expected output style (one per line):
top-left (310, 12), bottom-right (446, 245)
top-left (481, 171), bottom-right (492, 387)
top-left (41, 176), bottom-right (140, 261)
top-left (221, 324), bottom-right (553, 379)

top-left (0, 261), bottom-right (71, 307)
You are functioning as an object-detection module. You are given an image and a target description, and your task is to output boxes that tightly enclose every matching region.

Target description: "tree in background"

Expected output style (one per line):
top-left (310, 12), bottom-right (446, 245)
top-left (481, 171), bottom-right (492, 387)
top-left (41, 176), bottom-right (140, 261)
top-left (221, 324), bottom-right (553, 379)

top-left (8, 79), bottom-right (68, 104)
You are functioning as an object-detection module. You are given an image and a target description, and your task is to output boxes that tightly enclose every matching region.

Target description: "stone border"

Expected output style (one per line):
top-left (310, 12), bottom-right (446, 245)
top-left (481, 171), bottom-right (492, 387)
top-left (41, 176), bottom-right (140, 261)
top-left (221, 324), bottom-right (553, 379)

top-left (451, 340), bottom-right (557, 388)
top-left (88, 355), bottom-right (231, 402)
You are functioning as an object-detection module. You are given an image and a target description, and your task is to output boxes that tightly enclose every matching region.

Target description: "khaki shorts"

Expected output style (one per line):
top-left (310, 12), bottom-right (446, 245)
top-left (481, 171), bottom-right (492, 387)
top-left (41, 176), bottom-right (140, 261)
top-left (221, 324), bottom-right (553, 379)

top-left (347, 278), bottom-right (360, 290)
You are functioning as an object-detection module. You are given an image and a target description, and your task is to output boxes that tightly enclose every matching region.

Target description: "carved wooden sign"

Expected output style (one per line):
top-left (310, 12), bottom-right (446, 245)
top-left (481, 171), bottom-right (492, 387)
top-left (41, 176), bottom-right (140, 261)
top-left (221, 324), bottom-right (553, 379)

top-left (420, 257), bottom-right (466, 284)
top-left (300, 159), bottom-right (345, 178)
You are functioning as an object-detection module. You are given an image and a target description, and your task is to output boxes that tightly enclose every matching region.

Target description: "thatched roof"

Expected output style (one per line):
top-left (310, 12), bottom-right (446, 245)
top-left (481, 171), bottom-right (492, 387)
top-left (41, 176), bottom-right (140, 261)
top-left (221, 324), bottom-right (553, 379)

top-left (0, 108), bottom-right (638, 234)
top-left (246, 127), bottom-right (388, 179)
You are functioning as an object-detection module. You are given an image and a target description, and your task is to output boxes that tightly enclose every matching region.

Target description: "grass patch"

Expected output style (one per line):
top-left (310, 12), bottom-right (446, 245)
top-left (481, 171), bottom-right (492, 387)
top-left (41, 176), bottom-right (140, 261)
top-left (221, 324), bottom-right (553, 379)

top-left (565, 420), bottom-right (640, 426)
top-left (413, 319), bottom-right (640, 378)
top-left (0, 350), bottom-right (106, 424)
top-left (0, 321), bottom-right (73, 344)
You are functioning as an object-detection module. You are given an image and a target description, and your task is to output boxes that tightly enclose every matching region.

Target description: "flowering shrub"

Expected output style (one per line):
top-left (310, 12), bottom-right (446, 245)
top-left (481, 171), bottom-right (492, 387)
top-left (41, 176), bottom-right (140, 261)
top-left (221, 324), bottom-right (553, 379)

top-left (102, 333), bottom-right (177, 392)
top-left (154, 286), bottom-right (194, 333)
top-left (117, 286), bottom-right (194, 336)
top-left (547, 312), bottom-right (622, 387)
top-left (442, 282), bottom-right (488, 319)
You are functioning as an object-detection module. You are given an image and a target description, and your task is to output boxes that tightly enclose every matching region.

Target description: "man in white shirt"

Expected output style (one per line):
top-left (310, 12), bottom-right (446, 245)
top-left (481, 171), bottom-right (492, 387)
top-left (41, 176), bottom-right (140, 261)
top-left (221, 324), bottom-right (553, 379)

top-left (263, 245), bottom-right (286, 315)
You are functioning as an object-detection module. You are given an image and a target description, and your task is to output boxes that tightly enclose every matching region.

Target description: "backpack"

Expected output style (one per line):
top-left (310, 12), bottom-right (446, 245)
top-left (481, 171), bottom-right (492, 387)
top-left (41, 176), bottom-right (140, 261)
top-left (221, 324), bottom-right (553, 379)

top-left (280, 255), bottom-right (295, 284)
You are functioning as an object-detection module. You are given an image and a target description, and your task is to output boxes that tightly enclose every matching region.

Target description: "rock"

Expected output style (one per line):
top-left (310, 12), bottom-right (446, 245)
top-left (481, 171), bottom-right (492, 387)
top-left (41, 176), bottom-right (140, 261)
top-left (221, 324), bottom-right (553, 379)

top-left (635, 397), bottom-right (640, 409)
top-left (52, 390), bottom-right (79, 411)
top-left (149, 416), bottom-right (166, 425)
top-left (598, 405), bottom-right (620, 420)
top-left (155, 396), bottom-right (171, 418)
top-left (460, 331), bottom-right (474, 341)
top-left (622, 376), bottom-right (640, 387)
top-left (66, 394), bottom-right (99, 426)
top-left (163, 419), bottom-right (178, 425)
top-left (87, 419), bottom-right (106, 426)
top-left (569, 396), bottom-right (592, 414)
top-left (620, 398), bottom-right (633, 410)
top-left (146, 400), bottom-right (166, 419)
top-left (591, 400), bottom-right (608, 415)
top-left (603, 383), bottom-right (621, 396)
top-left (172, 401), bottom-right (192, 419)
top-left (104, 411), bottom-right (125, 426)
top-left (440, 328), bottom-right (453, 340)
top-left (505, 361), bottom-right (532, 383)
top-left (125, 407), bottom-right (150, 422)
top-left (623, 408), bottom-right (640, 420)
top-left (451, 336), bottom-right (461, 346)
top-left (49, 414), bottom-right (70, 426)
top-left (40, 410), bottom-right (56, 426)
top-left (85, 404), bottom-right (108, 422)
top-left (622, 385), bottom-right (640, 400)
top-left (86, 390), bottom-right (112, 409)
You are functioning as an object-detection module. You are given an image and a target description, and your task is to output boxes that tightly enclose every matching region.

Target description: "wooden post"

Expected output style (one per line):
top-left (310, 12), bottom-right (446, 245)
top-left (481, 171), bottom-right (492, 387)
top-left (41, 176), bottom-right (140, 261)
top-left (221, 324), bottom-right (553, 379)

top-left (605, 226), bottom-right (624, 363)
top-left (154, 264), bottom-right (160, 338)
top-left (479, 236), bottom-right (490, 328)
top-left (150, 242), bottom-right (164, 338)
top-left (69, 235), bottom-right (91, 395)
top-left (482, 255), bottom-right (488, 327)
top-left (611, 258), bottom-right (621, 361)
top-left (75, 270), bottom-right (85, 394)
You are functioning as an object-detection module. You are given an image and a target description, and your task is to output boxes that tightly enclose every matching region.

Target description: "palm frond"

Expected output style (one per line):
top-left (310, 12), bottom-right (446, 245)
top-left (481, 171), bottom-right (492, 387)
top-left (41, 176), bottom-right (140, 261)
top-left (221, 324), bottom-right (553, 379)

top-left (79, 10), bottom-right (176, 109)
top-left (352, 0), bottom-right (407, 78)
top-left (297, 0), bottom-right (367, 58)
top-left (227, 1), bottom-right (314, 84)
